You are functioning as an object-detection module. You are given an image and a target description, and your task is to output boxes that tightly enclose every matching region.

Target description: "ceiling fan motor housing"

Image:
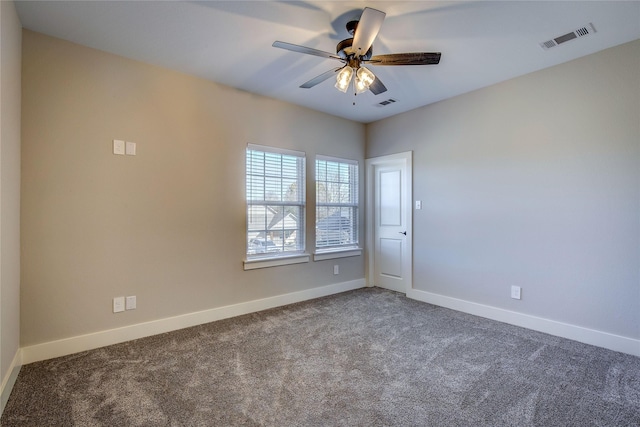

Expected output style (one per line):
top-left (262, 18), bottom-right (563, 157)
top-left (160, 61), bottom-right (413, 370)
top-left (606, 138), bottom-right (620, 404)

top-left (336, 38), bottom-right (373, 60)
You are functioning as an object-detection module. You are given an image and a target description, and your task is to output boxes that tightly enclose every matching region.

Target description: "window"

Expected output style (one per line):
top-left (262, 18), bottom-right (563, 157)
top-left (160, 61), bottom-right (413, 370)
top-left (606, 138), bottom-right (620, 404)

top-left (246, 144), bottom-right (305, 259)
top-left (316, 156), bottom-right (359, 251)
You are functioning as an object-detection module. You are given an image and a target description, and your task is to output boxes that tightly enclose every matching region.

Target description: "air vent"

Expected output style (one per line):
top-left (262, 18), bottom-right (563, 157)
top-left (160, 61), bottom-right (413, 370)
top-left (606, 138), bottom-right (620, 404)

top-left (377, 98), bottom-right (397, 107)
top-left (540, 23), bottom-right (597, 50)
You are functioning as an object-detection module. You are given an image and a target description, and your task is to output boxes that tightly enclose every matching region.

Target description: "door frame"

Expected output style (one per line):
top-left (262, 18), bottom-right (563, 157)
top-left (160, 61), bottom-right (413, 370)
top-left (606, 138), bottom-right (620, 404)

top-left (365, 151), bottom-right (413, 293)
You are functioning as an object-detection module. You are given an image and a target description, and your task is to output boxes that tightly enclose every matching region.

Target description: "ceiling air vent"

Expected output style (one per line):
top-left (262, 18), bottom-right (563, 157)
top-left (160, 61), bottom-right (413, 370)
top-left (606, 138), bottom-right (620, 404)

top-left (540, 23), bottom-right (597, 50)
top-left (377, 98), bottom-right (397, 107)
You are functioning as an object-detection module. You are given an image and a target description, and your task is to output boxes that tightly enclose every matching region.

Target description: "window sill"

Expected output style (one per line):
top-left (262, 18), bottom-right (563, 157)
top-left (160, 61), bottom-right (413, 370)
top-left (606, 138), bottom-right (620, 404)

top-left (243, 253), bottom-right (310, 270)
top-left (313, 248), bottom-right (362, 261)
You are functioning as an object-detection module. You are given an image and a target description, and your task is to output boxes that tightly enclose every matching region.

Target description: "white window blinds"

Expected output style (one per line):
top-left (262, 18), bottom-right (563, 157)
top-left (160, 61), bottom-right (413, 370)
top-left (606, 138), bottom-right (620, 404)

top-left (246, 144), bottom-right (306, 258)
top-left (315, 156), bottom-right (359, 250)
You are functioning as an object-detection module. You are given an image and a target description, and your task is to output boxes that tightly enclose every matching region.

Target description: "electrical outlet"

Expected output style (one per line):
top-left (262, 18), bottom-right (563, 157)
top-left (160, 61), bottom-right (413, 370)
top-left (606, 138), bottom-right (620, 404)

top-left (125, 141), bottom-right (136, 156)
top-left (511, 286), bottom-right (522, 300)
top-left (113, 296), bottom-right (125, 313)
top-left (333, 265), bottom-right (339, 275)
top-left (125, 295), bottom-right (137, 310)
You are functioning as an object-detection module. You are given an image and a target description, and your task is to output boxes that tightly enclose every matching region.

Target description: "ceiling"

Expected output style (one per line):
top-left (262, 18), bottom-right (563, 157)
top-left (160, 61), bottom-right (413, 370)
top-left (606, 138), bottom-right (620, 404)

top-left (14, 1), bottom-right (640, 123)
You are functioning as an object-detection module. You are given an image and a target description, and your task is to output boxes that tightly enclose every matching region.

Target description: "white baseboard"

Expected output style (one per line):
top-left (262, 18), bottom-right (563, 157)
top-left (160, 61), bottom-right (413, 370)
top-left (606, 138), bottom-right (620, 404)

top-left (407, 288), bottom-right (640, 357)
top-left (21, 279), bottom-right (365, 365)
top-left (1, 348), bottom-right (22, 415)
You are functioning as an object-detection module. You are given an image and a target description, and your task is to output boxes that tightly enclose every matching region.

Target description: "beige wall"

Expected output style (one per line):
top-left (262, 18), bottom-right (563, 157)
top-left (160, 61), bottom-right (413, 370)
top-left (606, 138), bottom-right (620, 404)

top-left (21, 30), bottom-right (365, 346)
top-left (368, 40), bottom-right (640, 340)
top-left (0, 0), bottom-right (22, 407)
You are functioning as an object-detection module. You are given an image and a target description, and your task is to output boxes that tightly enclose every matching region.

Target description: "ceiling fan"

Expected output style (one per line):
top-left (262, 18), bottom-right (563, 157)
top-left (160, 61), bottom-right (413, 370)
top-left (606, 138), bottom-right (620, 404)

top-left (272, 7), bottom-right (441, 96)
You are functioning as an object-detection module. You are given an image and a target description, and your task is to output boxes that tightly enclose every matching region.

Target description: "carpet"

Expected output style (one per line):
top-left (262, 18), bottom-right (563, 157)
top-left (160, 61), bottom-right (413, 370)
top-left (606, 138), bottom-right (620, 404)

top-left (2, 288), bottom-right (639, 426)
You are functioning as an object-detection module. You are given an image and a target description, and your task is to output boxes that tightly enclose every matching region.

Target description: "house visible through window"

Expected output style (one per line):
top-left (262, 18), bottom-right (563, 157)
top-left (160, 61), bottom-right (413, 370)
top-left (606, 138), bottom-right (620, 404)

top-left (316, 156), bottom-right (358, 250)
top-left (246, 144), bottom-right (305, 258)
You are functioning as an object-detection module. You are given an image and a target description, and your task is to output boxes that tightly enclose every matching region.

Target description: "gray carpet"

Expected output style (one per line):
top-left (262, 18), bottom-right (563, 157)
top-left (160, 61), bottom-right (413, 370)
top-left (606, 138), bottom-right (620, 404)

top-left (2, 288), bottom-right (639, 426)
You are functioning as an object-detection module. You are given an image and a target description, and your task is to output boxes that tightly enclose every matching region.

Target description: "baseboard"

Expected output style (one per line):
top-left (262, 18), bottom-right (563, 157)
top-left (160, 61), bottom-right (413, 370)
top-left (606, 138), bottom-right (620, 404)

top-left (407, 288), bottom-right (640, 357)
top-left (21, 279), bottom-right (366, 365)
top-left (1, 348), bottom-right (22, 415)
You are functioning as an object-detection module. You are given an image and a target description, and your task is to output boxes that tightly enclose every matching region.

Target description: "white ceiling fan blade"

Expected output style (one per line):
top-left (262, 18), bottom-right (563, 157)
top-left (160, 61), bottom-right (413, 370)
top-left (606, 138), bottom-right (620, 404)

top-left (352, 7), bottom-right (386, 57)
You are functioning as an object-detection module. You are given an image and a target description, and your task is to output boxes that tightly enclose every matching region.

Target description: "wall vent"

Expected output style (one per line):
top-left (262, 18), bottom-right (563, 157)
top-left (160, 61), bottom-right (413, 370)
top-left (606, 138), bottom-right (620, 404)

top-left (377, 98), bottom-right (397, 107)
top-left (540, 23), bottom-right (597, 50)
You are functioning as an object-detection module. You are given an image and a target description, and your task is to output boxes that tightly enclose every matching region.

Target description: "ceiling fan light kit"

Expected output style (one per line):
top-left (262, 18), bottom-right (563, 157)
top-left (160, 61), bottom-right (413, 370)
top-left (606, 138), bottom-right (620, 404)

top-left (334, 65), bottom-right (375, 94)
top-left (273, 7), bottom-right (441, 97)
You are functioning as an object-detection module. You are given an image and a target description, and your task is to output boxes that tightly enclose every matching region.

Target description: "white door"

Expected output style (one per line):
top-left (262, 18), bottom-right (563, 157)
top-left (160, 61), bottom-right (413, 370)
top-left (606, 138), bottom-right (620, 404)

top-left (366, 152), bottom-right (412, 293)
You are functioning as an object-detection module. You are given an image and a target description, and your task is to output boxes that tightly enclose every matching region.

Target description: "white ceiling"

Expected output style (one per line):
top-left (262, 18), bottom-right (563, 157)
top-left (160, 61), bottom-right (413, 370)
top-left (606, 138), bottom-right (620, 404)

top-left (14, 1), bottom-right (640, 123)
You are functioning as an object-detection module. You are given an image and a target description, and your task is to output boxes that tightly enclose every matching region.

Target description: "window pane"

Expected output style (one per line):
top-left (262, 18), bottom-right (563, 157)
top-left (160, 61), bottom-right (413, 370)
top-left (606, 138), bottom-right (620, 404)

top-left (264, 177), bottom-right (282, 201)
top-left (247, 204), bottom-right (305, 255)
top-left (247, 178), bottom-right (264, 201)
top-left (283, 178), bottom-right (298, 201)
top-left (317, 160), bottom-right (326, 181)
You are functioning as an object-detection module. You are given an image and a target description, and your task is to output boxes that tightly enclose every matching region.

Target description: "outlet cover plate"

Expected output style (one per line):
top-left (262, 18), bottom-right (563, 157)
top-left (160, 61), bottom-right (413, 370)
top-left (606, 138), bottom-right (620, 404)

top-left (125, 295), bottom-right (137, 310)
top-left (125, 141), bottom-right (136, 156)
top-left (511, 286), bottom-right (522, 300)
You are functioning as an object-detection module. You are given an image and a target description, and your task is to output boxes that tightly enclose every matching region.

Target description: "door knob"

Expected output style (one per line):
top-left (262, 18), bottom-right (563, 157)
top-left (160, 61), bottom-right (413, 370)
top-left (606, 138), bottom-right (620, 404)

top-left (399, 231), bottom-right (407, 235)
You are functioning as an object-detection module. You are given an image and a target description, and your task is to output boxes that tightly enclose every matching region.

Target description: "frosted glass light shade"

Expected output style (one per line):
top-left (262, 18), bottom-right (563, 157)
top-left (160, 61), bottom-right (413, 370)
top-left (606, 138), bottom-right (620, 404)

top-left (354, 67), bottom-right (376, 94)
top-left (335, 66), bottom-right (354, 93)
top-left (354, 76), bottom-right (369, 94)
top-left (357, 67), bottom-right (375, 87)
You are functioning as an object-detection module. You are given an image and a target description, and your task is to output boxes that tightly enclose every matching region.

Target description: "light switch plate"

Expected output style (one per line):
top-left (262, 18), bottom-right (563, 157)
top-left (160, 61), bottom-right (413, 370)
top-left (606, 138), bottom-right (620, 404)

top-left (125, 141), bottom-right (136, 156)
top-left (415, 200), bottom-right (422, 210)
top-left (113, 140), bottom-right (125, 155)
top-left (113, 296), bottom-right (125, 313)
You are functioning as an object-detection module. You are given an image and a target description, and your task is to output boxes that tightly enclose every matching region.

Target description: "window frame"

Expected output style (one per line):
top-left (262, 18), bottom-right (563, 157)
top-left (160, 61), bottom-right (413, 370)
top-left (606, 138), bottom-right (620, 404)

top-left (315, 155), bottom-right (360, 254)
top-left (244, 144), bottom-right (309, 270)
